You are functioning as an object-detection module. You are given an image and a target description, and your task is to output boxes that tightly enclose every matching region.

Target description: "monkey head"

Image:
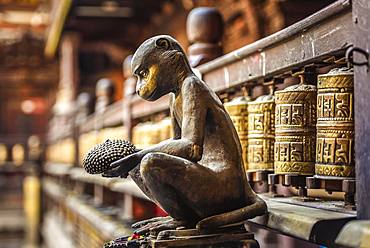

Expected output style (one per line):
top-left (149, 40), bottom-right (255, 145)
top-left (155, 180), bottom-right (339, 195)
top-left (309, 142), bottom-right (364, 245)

top-left (131, 35), bottom-right (190, 101)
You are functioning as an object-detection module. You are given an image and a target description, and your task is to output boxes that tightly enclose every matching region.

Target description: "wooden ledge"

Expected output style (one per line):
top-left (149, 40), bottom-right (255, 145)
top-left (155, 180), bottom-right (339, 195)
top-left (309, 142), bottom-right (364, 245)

top-left (69, 167), bottom-right (118, 187)
top-left (65, 195), bottom-right (131, 240)
top-left (43, 178), bottom-right (131, 240)
top-left (110, 179), bottom-right (149, 200)
top-left (247, 195), bottom-right (355, 246)
top-left (0, 210), bottom-right (25, 232)
top-left (198, 0), bottom-right (352, 91)
top-left (43, 178), bottom-right (67, 202)
top-left (44, 162), bottom-right (73, 176)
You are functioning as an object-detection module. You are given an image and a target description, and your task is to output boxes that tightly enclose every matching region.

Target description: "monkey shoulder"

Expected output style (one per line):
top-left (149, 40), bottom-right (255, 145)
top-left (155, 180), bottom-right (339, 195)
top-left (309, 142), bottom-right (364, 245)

top-left (181, 75), bottom-right (209, 99)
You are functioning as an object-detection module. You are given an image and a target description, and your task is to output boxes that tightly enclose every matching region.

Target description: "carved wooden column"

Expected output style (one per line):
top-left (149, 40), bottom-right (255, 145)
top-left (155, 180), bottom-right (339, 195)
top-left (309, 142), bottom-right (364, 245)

top-left (75, 92), bottom-right (94, 125)
top-left (95, 78), bottom-right (115, 113)
top-left (75, 92), bottom-right (93, 166)
top-left (186, 7), bottom-right (224, 67)
top-left (94, 78), bottom-right (115, 134)
top-left (53, 32), bottom-right (80, 116)
top-left (122, 55), bottom-right (137, 141)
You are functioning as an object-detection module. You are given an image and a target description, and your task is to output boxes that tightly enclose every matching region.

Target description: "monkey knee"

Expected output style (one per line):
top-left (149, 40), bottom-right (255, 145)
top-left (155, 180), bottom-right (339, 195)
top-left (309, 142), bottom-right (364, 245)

top-left (140, 153), bottom-right (163, 180)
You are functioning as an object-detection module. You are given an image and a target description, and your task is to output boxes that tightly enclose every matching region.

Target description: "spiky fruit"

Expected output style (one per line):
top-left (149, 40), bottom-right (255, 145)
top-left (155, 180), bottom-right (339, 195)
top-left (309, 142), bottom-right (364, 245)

top-left (83, 139), bottom-right (136, 174)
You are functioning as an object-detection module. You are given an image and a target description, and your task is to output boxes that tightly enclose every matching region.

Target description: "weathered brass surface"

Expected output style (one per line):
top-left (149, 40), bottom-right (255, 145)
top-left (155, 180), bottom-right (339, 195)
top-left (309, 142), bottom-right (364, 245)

top-left (12, 143), bottom-right (25, 166)
top-left (274, 84), bottom-right (316, 175)
top-left (336, 220), bottom-right (370, 248)
top-left (224, 96), bottom-right (250, 171)
top-left (247, 196), bottom-right (355, 244)
top-left (0, 144), bottom-right (7, 164)
top-left (316, 67), bottom-right (354, 178)
top-left (24, 175), bottom-right (41, 245)
top-left (247, 93), bottom-right (275, 171)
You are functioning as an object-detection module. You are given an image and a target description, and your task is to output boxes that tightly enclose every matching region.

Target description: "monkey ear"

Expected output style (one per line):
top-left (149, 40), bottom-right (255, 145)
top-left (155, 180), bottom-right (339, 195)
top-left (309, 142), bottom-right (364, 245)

top-left (155, 37), bottom-right (171, 50)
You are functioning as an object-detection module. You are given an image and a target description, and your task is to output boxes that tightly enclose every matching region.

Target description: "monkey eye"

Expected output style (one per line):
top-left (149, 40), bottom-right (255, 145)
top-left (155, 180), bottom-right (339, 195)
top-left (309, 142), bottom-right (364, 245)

top-left (139, 69), bottom-right (149, 78)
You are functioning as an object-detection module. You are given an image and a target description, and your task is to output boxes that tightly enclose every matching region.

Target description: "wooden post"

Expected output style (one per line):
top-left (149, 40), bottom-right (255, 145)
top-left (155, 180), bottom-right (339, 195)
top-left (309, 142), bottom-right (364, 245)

top-left (58, 32), bottom-right (80, 167)
top-left (122, 55), bottom-right (137, 141)
top-left (353, 0), bottom-right (370, 220)
top-left (57, 32), bottom-right (80, 114)
top-left (186, 7), bottom-right (224, 67)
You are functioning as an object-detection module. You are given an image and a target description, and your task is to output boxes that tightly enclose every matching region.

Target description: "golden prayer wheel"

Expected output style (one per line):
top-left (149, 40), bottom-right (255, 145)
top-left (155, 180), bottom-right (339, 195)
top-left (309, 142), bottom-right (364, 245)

top-left (12, 144), bottom-right (25, 166)
top-left (0, 144), bottom-right (7, 165)
top-left (315, 67), bottom-right (354, 178)
top-left (247, 91), bottom-right (275, 171)
top-left (224, 96), bottom-right (251, 171)
top-left (158, 117), bottom-right (173, 141)
top-left (274, 84), bottom-right (316, 175)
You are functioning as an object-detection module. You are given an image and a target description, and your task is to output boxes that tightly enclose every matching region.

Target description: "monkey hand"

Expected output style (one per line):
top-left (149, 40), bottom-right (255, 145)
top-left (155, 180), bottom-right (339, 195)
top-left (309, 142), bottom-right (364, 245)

top-left (102, 152), bottom-right (142, 178)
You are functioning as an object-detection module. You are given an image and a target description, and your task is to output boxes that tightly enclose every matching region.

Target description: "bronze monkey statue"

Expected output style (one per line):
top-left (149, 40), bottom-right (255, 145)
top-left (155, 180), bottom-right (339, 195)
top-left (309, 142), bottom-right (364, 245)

top-left (103, 35), bottom-right (267, 235)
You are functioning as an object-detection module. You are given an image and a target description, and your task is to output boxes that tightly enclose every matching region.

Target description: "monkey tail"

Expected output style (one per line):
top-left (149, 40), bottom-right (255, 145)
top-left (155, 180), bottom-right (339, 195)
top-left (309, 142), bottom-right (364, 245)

top-left (196, 194), bottom-right (267, 230)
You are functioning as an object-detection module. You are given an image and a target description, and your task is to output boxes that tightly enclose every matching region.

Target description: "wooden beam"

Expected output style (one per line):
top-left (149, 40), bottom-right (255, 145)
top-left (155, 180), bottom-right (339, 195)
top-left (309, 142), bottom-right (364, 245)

top-left (44, 0), bottom-right (72, 58)
top-left (197, 0), bottom-right (352, 91)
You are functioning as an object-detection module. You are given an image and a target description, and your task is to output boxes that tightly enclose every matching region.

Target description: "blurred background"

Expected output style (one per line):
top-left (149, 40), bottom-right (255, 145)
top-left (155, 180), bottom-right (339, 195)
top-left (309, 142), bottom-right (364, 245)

top-left (0, 0), bottom-right (337, 247)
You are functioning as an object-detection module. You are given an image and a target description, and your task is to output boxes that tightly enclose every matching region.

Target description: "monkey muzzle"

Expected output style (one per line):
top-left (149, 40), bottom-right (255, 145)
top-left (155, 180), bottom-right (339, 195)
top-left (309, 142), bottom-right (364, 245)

top-left (137, 84), bottom-right (160, 101)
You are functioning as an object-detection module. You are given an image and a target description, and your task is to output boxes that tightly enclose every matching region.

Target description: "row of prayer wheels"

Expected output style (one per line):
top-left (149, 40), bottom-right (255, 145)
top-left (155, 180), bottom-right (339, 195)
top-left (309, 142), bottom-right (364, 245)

top-left (78, 127), bottom-right (127, 165)
top-left (0, 143), bottom-right (25, 166)
top-left (46, 138), bottom-right (76, 165)
top-left (132, 118), bottom-right (173, 149)
top-left (224, 67), bottom-right (354, 179)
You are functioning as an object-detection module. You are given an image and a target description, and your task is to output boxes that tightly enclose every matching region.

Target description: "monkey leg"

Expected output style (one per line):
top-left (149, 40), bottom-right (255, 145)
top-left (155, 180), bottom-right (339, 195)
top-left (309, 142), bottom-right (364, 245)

top-left (129, 165), bottom-right (158, 202)
top-left (139, 152), bottom-right (244, 224)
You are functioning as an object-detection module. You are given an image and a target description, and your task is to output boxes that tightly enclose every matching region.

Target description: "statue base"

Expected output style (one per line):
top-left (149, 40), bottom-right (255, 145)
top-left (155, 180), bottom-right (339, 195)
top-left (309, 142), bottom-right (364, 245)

top-left (104, 225), bottom-right (259, 248)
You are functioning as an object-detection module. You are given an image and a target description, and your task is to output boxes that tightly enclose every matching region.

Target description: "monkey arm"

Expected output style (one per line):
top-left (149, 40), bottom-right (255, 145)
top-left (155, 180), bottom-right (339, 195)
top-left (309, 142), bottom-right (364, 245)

top-left (169, 94), bottom-right (181, 140)
top-left (107, 78), bottom-right (207, 177)
top-left (135, 78), bottom-right (206, 162)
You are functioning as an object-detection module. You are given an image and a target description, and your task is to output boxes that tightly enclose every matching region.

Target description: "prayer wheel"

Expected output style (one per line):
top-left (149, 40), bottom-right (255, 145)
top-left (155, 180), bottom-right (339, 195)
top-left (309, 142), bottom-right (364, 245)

top-left (315, 67), bottom-right (354, 178)
top-left (274, 84), bottom-right (316, 175)
top-left (0, 144), bottom-right (7, 165)
top-left (224, 96), bottom-right (251, 171)
top-left (247, 89), bottom-right (275, 171)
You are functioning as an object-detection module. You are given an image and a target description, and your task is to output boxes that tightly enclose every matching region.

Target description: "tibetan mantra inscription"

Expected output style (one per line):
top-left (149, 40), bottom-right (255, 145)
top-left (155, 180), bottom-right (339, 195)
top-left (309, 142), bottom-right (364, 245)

top-left (224, 96), bottom-right (250, 172)
top-left (247, 93), bottom-right (275, 171)
top-left (315, 67), bottom-right (354, 178)
top-left (274, 84), bottom-right (317, 175)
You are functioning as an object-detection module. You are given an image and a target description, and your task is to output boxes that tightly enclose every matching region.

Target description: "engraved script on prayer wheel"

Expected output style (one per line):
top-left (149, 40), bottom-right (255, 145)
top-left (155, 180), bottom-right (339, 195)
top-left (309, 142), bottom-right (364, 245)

top-left (315, 67), bottom-right (354, 178)
top-left (224, 96), bottom-right (250, 171)
top-left (274, 84), bottom-right (316, 175)
top-left (247, 93), bottom-right (275, 171)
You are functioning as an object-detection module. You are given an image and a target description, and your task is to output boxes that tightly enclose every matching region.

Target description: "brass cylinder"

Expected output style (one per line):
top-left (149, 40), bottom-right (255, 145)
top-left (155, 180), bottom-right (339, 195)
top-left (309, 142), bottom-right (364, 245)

top-left (224, 96), bottom-right (250, 171)
top-left (274, 84), bottom-right (316, 175)
top-left (247, 94), bottom-right (275, 171)
top-left (315, 67), bottom-right (354, 178)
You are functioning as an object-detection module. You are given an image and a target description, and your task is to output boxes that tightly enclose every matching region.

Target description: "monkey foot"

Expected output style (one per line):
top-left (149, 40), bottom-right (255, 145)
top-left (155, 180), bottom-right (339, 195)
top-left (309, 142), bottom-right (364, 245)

top-left (132, 216), bottom-right (191, 239)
